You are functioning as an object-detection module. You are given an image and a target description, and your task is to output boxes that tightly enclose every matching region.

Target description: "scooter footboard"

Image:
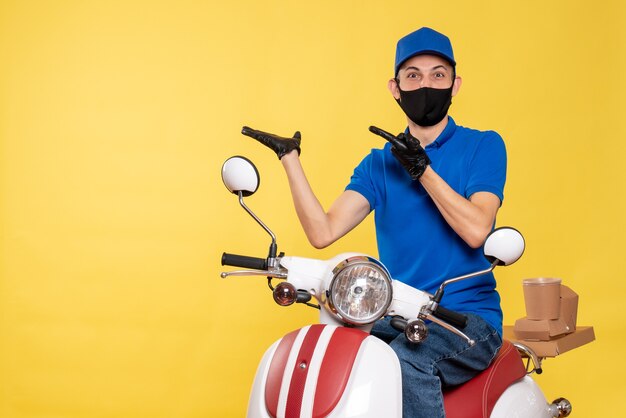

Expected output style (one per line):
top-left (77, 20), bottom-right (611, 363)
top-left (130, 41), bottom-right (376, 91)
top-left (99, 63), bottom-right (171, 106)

top-left (247, 324), bottom-right (402, 418)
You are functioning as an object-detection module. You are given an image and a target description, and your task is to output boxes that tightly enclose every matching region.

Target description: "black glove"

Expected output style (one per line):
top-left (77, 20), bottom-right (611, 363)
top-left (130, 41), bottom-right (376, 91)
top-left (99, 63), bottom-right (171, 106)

top-left (241, 126), bottom-right (301, 160)
top-left (369, 126), bottom-right (430, 180)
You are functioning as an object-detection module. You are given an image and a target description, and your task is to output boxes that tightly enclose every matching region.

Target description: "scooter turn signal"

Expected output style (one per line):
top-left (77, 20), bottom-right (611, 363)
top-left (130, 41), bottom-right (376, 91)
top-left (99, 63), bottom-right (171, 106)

top-left (405, 319), bottom-right (429, 343)
top-left (273, 282), bottom-right (297, 306)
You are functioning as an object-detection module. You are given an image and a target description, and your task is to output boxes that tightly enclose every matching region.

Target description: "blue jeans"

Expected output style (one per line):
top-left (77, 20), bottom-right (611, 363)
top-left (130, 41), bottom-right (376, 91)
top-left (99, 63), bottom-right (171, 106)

top-left (371, 314), bottom-right (502, 418)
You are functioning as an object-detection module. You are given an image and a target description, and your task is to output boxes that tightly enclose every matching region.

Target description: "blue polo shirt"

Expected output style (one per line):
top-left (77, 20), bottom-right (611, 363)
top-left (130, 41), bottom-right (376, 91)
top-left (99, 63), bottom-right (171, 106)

top-left (346, 117), bottom-right (507, 335)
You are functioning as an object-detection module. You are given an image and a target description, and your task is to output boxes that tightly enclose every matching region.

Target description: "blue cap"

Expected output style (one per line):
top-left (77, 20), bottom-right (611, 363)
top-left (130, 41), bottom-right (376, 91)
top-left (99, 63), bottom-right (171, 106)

top-left (394, 27), bottom-right (455, 75)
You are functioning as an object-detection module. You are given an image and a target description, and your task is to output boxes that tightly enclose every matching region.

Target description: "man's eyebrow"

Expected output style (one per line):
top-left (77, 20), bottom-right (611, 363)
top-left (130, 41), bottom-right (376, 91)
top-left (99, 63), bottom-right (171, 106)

top-left (403, 64), bottom-right (450, 72)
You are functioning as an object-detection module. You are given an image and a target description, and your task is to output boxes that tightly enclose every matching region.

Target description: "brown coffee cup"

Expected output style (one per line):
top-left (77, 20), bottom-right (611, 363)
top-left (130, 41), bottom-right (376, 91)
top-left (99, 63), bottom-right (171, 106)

top-left (522, 278), bottom-right (562, 320)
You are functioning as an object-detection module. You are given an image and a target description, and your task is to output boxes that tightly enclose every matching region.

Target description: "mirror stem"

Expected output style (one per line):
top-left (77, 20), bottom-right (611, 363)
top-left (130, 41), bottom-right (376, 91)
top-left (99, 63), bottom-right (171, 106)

top-left (238, 191), bottom-right (278, 260)
top-left (432, 259), bottom-right (500, 304)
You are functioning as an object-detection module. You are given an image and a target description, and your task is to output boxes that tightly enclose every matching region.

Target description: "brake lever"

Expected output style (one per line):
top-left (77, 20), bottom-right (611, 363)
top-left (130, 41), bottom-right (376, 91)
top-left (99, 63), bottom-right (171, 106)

top-left (419, 310), bottom-right (475, 346)
top-left (220, 269), bottom-right (288, 279)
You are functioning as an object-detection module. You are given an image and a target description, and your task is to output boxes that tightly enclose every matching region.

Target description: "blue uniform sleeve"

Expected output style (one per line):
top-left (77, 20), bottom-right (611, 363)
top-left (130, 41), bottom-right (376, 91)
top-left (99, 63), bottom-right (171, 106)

top-left (345, 152), bottom-right (377, 211)
top-left (465, 131), bottom-right (507, 203)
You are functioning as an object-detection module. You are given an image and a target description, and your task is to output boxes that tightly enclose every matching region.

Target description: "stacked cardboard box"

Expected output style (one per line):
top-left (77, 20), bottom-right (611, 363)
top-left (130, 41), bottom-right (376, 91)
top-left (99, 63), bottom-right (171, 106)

top-left (506, 284), bottom-right (595, 358)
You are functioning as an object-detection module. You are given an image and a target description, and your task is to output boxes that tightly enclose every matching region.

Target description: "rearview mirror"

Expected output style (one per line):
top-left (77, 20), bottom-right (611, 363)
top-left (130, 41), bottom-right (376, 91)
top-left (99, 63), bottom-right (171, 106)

top-left (483, 227), bottom-right (525, 266)
top-left (221, 156), bottom-right (260, 196)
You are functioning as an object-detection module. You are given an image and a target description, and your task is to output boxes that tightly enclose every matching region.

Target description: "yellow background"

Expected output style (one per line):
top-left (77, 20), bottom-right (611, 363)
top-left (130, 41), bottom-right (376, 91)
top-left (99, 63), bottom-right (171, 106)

top-left (1, 1), bottom-right (624, 417)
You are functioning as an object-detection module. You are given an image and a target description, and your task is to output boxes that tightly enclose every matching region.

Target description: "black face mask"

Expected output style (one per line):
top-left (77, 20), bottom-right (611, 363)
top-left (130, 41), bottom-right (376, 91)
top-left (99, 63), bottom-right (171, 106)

top-left (395, 84), bottom-right (453, 127)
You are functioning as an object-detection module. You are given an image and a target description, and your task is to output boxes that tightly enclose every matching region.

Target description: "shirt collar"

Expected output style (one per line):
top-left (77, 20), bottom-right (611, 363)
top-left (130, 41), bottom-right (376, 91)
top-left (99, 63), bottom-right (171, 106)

top-left (405, 116), bottom-right (457, 150)
top-left (427, 116), bottom-right (456, 149)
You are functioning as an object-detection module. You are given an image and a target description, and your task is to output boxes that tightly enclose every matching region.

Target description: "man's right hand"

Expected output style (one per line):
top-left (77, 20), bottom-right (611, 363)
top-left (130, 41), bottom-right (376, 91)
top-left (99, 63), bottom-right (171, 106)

top-left (241, 126), bottom-right (301, 160)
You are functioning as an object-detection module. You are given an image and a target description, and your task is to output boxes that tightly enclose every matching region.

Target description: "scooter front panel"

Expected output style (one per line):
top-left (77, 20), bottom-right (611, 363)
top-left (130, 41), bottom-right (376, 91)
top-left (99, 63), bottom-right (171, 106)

top-left (312, 326), bottom-right (371, 416)
top-left (269, 324), bottom-right (369, 418)
top-left (283, 324), bottom-right (327, 417)
top-left (326, 335), bottom-right (402, 418)
top-left (247, 324), bottom-right (402, 418)
top-left (248, 339), bottom-right (281, 418)
top-left (264, 327), bottom-right (302, 417)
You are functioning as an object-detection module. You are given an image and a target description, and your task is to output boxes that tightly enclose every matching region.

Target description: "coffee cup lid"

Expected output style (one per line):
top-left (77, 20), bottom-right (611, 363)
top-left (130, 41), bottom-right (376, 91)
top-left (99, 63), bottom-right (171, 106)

top-left (522, 277), bottom-right (562, 286)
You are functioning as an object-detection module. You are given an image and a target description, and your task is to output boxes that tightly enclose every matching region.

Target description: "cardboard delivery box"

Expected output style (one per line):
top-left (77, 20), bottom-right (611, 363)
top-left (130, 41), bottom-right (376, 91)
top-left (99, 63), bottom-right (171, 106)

top-left (513, 285), bottom-right (579, 341)
top-left (504, 326), bottom-right (595, 358)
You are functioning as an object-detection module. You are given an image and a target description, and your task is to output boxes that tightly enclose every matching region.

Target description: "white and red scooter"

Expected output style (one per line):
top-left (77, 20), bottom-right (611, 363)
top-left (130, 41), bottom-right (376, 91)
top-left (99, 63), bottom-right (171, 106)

top-left (219, 155), bottom-right (573, 418)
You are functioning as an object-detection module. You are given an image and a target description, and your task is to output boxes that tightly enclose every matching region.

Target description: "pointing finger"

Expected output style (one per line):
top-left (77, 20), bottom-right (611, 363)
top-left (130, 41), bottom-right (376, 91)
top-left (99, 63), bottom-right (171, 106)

top-left (369, 125), bottom-right (405, 150)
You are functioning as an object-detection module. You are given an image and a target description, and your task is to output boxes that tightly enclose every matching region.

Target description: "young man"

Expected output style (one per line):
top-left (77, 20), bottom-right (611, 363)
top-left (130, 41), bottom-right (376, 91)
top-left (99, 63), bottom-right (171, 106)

top-left (243, 27), bottom-right (506, 418)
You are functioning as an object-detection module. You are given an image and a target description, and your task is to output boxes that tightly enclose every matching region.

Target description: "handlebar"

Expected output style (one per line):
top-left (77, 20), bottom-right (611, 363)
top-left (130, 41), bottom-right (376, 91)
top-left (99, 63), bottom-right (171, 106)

top-left (221, 252), bottom-right (267, 270)
top-left (390, 307), bottom-right (468, 334)
top-left (432, 306), bottom-right (468, 329)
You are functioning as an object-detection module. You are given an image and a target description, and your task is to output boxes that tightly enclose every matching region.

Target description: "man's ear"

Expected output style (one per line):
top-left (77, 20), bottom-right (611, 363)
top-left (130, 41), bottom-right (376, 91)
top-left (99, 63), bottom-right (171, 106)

top-left (452, 75), bottom-right (462, 97)
top-left (388, 78), bottom-right (401, 100)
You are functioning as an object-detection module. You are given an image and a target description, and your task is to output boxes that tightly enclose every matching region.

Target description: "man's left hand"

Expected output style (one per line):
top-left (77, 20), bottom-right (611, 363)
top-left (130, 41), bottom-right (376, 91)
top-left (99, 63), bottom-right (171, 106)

top-left (369, 126), bottom-right (431, 180)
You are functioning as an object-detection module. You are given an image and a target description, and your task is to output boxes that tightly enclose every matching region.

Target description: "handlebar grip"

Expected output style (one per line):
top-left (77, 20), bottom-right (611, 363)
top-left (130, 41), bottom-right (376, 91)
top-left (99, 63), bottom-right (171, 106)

top-left (221, 252), bottom-right (267, 270)
top-left (433, 306), bottom-right (468, 329)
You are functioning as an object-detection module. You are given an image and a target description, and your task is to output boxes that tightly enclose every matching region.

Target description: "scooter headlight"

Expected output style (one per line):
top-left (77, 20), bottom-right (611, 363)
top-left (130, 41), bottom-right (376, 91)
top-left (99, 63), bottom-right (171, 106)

top-left (327, 256), bottom-right (393, 325)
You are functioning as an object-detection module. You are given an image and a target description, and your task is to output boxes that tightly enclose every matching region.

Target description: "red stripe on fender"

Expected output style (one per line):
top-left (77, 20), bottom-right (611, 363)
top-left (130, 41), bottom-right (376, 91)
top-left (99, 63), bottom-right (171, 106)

top-left (313, 328), bottom-right (369, 417)
top-left (265, 328), bottom-right (300, 418)
top-left (285, 324), bottom-right (326, 417)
